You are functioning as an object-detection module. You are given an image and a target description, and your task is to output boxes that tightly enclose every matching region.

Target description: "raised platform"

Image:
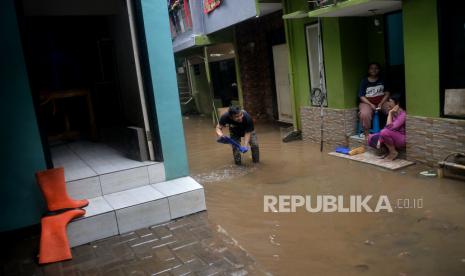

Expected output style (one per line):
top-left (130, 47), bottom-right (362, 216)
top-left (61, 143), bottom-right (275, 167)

top-left (329, 151), bottom-right (414, 170)
top-left (349, 134), bottom-right (407, 160)
top-left (67, 177), bottom-right (206, 247)
top-left (50, 141), bottom-right (206, 247)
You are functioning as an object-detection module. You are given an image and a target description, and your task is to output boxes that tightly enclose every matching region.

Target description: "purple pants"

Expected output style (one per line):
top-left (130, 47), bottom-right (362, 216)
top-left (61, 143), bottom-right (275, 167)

top-left (376, 128), bottom-right (405, 149)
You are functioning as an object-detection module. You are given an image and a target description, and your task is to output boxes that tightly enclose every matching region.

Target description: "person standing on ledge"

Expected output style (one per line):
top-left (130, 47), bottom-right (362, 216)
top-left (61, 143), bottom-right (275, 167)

top-left (216, 106), bottom-right (260, 165)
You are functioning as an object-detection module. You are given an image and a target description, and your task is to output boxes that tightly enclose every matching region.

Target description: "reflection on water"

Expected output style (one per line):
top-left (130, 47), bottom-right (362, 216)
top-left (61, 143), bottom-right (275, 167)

top-left (183, 116), bottom-right (465, 276)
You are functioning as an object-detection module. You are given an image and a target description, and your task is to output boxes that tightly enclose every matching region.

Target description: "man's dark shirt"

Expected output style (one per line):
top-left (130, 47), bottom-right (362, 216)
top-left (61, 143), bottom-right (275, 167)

top-left (219, 111), bottom-right (254, 137)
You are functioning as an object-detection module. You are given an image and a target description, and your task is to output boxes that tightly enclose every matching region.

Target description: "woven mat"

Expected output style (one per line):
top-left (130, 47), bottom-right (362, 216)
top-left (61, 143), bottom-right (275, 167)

top-left (329, 151), bottom-right (415, 170)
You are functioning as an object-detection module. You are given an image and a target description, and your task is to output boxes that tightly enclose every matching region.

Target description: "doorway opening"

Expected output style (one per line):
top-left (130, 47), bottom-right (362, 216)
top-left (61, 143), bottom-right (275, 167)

top-left (210, 59), bottom-right (238, 108)
top-left (207, 43), bottom-right (240, 109)
top-left (438, 1), bottom-right (465, 118)
top-left (384, 11), bottom-right (405, 108)
top-left (305, 22), bottom-right (327, 108)
top-left (272, 44), bottom-right (293, 123)
top-left (17, 0), bottom-right (161, 182)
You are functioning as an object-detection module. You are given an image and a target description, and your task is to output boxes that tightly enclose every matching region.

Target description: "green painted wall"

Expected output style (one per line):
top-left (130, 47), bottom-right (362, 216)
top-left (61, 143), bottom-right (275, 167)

top-left (403, 0), bottom-right (440, 117)
top-left (0, 0), bottom-right (47, 231)
top-left (322, 18), bottom-right (345, 109)
top-left (140, 0), bottom-right (189, 179)
top-left (340, 18), bottom-right (371, 108)
top-left (283, 1), bottom-right (386, 127)
top-left (322, 17), bottom-right (385, 109)
top-left (283, 0), bottom-right (314, 129)
top-left (191, 62), bottom-right (214, 115)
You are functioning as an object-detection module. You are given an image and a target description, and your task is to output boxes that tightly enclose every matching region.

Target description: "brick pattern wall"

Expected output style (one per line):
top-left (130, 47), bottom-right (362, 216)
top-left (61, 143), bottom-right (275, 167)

top-left (407, 115), bottom-right (465, 166)
top-left (236, 12), bottom-right (284, 121)
top-left (301, 106), bottom-right (358, 147)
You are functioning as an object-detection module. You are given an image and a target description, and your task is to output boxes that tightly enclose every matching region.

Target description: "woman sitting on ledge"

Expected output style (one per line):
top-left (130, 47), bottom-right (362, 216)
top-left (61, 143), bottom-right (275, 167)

top-left (368, 94), bottom-right (406, 161)
top-left (358, 62), bottom-right (390, 139)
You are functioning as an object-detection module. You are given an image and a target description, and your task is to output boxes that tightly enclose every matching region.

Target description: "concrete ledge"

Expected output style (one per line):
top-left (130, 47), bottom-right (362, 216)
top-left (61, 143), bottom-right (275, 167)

top-left (148, 163), bottom-right (166, 184)
top-left (66, 176), bottom-right (101, 199)
top-left (168, 189), bottom-right (206, 219)
top-left (67, 177), bottom-right (206, 247)
top-left (151, 176), bottom-right (203, 196)
top-left (152, 176), bottom-right (206, 219)
top-left (68, 212), bottom-right (118, 248)
top-left (115, 198), bottom-right (171, 234)
top-left (66, 162), bottom-right (166, 198)
top-left (100, 167), bottom-right (150, 195)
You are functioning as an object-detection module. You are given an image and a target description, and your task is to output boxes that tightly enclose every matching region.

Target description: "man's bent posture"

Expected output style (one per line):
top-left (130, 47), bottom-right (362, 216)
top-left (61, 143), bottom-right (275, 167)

top-left (216, 106), bottom-right (259, 165)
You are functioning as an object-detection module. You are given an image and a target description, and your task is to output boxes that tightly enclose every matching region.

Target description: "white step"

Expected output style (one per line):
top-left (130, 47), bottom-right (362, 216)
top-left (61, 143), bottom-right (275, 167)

top-left (66, 176), bottom-right (206, 247)
top-left (66, 163), bottom-right (166, 199)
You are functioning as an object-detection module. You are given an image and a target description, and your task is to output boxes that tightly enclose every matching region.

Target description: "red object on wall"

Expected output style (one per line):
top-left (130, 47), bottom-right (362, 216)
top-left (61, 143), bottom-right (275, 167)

top-left (204, 0), bottom-right (222, 14)
top-left (184, 0), bottom-right (192, 28)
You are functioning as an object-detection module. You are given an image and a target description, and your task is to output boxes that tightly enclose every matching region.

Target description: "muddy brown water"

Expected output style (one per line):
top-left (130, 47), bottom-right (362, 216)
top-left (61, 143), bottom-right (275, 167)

top-left (183, 116), bottom-right (465, 276)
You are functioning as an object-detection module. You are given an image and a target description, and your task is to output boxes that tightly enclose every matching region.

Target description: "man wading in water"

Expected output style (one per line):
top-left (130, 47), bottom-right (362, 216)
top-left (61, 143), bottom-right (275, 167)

top-left (216, 106), bottom-right (260, 165)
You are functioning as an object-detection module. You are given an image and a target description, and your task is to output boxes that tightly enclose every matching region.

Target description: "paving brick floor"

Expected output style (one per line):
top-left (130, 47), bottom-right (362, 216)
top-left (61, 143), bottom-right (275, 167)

top-left (1, 212), bottom-right (268, 276)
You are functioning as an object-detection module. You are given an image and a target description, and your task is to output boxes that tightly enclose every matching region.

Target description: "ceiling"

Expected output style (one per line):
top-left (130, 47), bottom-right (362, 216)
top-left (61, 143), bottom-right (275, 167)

top-left (258, 3), bottom-right (283, 17)
top-left (309, 0), bottom-right (402, 17)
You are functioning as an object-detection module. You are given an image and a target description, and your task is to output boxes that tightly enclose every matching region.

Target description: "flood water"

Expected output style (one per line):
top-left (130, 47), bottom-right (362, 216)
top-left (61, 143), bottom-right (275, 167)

top-left (183, 116), bottom-right (465, 276)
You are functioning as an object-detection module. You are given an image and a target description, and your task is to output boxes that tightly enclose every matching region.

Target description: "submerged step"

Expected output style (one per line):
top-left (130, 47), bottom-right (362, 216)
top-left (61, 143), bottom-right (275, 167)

top-left (66, 176), bottom-right (206, 247)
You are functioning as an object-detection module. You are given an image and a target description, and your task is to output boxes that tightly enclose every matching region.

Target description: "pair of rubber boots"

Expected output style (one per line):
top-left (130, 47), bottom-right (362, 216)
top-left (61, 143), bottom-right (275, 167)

top-left (35, 167), bottom-right (89, 264)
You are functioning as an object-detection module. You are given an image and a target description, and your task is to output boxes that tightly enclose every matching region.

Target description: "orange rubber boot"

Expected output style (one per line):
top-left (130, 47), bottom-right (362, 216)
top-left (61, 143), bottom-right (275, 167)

top-left (38, 209), bottom-right (85, 264)
top-left (35, 167), bottom-right (89, 212)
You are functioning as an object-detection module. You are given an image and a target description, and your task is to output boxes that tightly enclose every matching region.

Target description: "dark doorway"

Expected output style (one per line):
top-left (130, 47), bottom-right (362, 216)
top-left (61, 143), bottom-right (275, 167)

top-left (16, 0), bottom-right (162, 175)
top-left (385, 11), bottom-right (406, 109)
top-left (438, 1), bottom-right (465, 118)
top-left (210, 59), bottom-right (238, 107)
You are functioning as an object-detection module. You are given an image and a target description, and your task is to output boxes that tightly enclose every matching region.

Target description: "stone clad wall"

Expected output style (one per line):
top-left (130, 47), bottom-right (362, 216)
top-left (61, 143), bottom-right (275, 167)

top-left (406, 116), bottom-right (465, 166)
top-left (302, 109), bottom-right (465, 165)
top-left (236, 12), bottom-right (284, 121)
top-left (301, 106), bottom-right (358, 146)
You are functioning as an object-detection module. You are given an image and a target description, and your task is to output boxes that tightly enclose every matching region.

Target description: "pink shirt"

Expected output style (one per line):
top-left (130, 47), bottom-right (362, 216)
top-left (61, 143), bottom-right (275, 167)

top-left (385, 110), bottom-right (406, 134)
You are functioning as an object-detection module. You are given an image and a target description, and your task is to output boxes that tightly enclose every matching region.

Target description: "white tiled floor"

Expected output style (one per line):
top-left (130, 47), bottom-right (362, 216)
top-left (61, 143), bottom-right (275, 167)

top-left (152, 176), bottom-right (203, 197)
top-left (50, 141), bottom-right (207, 246)
top-left (81, 197), bottom-right (113, 218)
top-left (67, 177), bottom-right (207, 246)
top-left (67, 141), bottom-right (154, 174)
top-left (50, 141), bottom-right (156, 182)
top-left (104, 185), bottom-right (165, 210)
top-left (51, 145), bottom-right (97, 181)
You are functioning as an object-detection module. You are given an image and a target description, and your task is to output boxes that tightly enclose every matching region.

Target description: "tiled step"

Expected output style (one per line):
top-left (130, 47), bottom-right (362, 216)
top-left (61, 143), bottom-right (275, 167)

top-left (66, 176), bottom-right (206, 247)
top-left (66, 163), bottom-right (166, 199)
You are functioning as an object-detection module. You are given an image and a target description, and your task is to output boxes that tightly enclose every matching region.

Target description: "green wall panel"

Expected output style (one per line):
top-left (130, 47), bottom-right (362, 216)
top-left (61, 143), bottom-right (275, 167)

top-left (283, 0), bottom-right (314, 129)
top-left (322, 17), bottom-right (385, 109)
top-left (140, 0), bottom-right (189, 179)
top-left (322, 18), bottom-right (345, 109)
top-left (0, 0), bottom-right (47, 232)
top-left (285, 1), bottom-right (386, 120)
top-left (403, 0), bottom-right (440, 117)
top-left (340, 18), bottom-right (370, 108)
